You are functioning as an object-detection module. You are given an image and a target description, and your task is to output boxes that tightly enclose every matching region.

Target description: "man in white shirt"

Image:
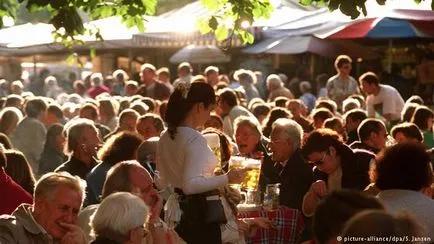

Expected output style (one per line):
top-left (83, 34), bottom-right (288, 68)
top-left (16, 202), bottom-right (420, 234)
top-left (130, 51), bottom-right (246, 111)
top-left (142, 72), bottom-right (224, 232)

top-left (359, 72), bottom-right (404, 126)
top-left (216, 88), bottom-right (255, 138)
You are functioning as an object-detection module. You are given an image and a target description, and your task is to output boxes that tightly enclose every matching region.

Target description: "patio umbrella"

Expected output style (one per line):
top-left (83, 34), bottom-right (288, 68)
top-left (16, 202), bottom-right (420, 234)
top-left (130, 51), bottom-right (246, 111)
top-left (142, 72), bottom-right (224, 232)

top-left (242, 36), bottom-right (380, 59)
top-left (169, 44), bottom-right (231, 64)
top-left (317, 16), bottom-right (434, 39)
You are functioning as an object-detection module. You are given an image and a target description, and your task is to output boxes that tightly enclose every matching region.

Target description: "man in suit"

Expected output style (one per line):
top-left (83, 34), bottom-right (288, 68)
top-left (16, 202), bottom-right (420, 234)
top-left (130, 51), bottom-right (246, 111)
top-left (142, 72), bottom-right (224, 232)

top-left (137, 63), bottom-right (170, 101)
top-left (263, 118), bottom-right (313, 210)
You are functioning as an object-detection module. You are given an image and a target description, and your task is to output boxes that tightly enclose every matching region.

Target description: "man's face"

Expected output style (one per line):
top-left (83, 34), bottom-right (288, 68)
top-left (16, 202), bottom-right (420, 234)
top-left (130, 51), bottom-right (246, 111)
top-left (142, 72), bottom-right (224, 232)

top-left (287, 103), bottom-right (300, 118)
top-left (217, 99), bottom-right (231, 116)
top-left (79, 108), bottom-right (97, 122)
top-left (120, 115), bottom-right (138, 132)
top-left (141, 69), bottom-right (154, 84)
top-left (345, 117), bottom-right (356, 133)
top-left (137, 118), bottom-right (160, 140)
top-left (338, 62), bottom-right (352, 76)
top-left (361, 80), bottom-right (375, 95)
top-left (129, 166), bottom-right (158, 207)
top-left (207, 71), bottom-right (219, 87)
top-left (269, 128), bottom-right (293, 162)
top-left (158, 73), bottom-right (169, 83)
top-left (46, 111), bottom-right (59, 127)
top-left (34, 185), bottom-right (82, 240)
top-left (80, 126), bottom-right (101, 155)
top-left (370, 127), bottom-right (387, 150)
top-left (125, 86), bottom-right (138, 97)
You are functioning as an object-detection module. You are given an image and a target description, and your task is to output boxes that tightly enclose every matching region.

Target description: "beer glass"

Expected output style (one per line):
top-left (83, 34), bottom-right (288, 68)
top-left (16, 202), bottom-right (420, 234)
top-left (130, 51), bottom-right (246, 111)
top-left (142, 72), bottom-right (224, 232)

top-left (228, 156), bottom-right (261, 190)
top-left (203, 133), bottom-right (221, 170)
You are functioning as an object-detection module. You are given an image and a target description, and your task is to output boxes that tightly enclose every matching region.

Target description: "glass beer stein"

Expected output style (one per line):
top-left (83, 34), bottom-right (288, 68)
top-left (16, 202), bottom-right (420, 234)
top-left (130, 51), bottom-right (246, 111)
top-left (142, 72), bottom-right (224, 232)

top-left (228, 156), bottom-right (261, 191)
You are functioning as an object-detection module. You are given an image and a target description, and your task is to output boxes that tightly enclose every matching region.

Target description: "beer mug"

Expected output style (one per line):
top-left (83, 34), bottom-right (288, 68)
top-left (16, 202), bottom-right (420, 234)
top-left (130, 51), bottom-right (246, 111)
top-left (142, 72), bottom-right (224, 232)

top-left (203, 133), bottom-right (221, 170)
top-left (228, 156), bottom-right (261, 190)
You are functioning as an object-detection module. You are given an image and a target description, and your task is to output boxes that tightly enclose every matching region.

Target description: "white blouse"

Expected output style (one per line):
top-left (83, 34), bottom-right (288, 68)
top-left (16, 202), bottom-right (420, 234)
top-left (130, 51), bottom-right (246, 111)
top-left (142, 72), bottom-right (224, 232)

top-left (157, 127), bottom-right (228, 195)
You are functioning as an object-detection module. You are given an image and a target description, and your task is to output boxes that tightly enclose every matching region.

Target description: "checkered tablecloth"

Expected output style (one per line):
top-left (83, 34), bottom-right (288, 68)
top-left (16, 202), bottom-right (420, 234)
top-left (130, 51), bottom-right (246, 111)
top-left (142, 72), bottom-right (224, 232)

top-left (238, 206), bottom-right (305, 244)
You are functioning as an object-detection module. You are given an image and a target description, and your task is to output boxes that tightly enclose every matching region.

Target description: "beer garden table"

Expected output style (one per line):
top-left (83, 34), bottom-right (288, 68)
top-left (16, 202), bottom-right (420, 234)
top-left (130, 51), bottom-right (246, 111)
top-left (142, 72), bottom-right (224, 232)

top-left (238, 206), bottom-right (305, 244)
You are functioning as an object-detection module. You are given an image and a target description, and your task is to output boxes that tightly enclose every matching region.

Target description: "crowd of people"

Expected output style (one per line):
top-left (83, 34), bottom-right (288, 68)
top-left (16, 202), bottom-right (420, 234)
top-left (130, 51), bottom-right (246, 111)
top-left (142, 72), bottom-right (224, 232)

top-left (0, 55), bottom-right (433, 244)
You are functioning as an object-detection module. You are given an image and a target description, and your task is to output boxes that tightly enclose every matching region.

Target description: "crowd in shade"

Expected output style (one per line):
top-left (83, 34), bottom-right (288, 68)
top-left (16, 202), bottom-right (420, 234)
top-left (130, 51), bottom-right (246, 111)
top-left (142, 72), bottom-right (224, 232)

top-left (0, 55), bottom-right (433, 244)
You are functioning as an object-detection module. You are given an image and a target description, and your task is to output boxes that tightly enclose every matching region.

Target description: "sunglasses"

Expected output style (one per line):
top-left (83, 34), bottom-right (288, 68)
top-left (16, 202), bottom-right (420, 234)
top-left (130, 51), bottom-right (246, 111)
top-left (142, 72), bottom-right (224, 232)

top-left (341, 66), bottom-right (351, 69)
top-left (309, 150), bottom-right (328, 166)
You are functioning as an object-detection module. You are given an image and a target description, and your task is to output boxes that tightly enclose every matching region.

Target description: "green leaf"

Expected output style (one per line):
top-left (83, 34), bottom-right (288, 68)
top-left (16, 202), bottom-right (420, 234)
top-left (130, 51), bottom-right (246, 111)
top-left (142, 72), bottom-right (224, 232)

top-left (299, 0), bottom-right (313, 6)
top-left (215, 26), bottom-right (229, 41)
top-left (66, 53), bottom-right (77, 66)
top-left (198, 18), bottom-right (213, 34)
top-left (201, 0), bottom-right (221, 11)
top-left (432, 0), bottom-right (434, 10)
top-left (90, 48), bottom-right (96, 59)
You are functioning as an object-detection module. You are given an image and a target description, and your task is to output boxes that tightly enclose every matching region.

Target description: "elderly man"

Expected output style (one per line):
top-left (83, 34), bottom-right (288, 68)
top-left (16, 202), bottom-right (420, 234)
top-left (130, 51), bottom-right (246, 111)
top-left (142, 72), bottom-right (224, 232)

top-left (78, 160), bottom-right (181, 243)
top-left (103, 109), bottom-right (139, 141)
top-left (12, 97), bottom-right (48, 172)
top-left (0, 172), bottom-right (86, 244)
top-left (90, 192), bottom-right (158, 244)
top-left (88, 73), bottom-right (110, 99)
top-left (173, 62), bottom-right (193, 86)
top-left (263, 118), bottom-right (313, 210)
top-left (204, 66), bottom-right (219, 88)
top-left (266, 74), bottom-right (294, 102)
top-left (136, 114), bottom-right (165, 140)
top-left (55, 119), bottom-right (101, 180)
top-left (137, 63), bottom-right (170, 101)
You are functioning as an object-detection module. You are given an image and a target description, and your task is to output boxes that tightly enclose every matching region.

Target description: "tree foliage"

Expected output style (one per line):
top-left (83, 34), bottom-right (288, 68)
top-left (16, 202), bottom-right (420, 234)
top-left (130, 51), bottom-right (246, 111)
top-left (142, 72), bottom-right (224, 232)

top-left (299, 0), bottom-right (434, 19)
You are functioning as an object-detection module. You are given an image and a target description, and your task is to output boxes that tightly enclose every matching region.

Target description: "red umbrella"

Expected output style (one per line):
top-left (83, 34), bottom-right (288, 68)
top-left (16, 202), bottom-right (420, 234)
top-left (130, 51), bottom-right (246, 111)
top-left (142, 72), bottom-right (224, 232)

top-left (318, 9), bottom-right (434, 39)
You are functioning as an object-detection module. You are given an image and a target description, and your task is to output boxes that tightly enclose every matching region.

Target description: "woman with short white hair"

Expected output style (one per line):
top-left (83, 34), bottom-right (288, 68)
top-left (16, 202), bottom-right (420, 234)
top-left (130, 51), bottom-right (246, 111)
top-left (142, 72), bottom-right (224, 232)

top-left (90, 192), bottom-right (149, 244)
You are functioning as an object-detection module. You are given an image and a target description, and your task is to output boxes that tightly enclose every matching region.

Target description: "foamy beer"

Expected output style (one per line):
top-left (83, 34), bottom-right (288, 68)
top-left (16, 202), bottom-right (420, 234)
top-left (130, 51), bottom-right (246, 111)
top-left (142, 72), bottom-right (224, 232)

top-left (229, 156), bottom-right (261, 190)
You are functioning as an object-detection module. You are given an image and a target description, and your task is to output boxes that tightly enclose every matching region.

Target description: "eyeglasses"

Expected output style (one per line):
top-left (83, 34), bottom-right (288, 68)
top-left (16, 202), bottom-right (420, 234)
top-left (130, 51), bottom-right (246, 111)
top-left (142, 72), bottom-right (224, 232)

top-left (342, 66), bottom-right (351, 69)
top-left (309, 150), bottom-right (328, 166)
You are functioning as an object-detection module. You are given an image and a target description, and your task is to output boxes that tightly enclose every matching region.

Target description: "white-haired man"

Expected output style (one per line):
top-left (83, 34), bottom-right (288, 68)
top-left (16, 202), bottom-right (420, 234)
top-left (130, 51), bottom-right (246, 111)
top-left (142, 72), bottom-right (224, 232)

top-left (90, 192), bottom-right (150, 244)
top-left (0, 172), bottom-right (87, 244)
top-left (204, 66), bottom-right (219, 87)
top-left (88, 73), bottom-right (110, 99)
top-left (263, 118), bottom-right (313, 210)
top-left (55, 119), bottom-right (101, 180)
top-left (45, 75), bottom-right (63, 99)
top-left (267, 74), bottom-right (294, 102)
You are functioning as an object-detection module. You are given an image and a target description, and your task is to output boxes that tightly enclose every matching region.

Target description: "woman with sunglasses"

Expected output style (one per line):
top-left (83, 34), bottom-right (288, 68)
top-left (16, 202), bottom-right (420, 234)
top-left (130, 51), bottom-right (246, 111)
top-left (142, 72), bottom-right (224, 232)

top-left (300, 128), bottom-right (374, 216)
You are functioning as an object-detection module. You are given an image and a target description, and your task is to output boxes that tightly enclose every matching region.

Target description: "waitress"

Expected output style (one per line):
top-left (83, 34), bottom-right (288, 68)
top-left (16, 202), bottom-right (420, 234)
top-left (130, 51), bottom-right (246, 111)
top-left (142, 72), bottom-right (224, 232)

top-left (157, 82), bottom-right (244, 244)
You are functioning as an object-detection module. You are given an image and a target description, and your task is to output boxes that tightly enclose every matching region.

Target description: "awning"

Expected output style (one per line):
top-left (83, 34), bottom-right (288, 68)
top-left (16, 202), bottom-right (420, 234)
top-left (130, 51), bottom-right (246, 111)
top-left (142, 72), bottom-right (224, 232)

top-left (242, 36), bottom-right (380, 59)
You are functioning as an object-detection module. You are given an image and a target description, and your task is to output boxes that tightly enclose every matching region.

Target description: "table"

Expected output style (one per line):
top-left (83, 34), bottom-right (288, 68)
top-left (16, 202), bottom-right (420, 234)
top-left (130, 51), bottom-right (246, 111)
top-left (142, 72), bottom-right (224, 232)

top-left (238, 206), bottom-right (305, 244)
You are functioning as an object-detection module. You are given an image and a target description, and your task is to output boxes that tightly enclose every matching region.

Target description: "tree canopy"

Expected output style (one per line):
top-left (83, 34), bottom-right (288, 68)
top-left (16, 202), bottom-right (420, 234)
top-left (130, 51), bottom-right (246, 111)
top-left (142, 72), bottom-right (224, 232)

top-left (299, 0), bottom-right (434, 19)
top-left (0, 0), bottom-right (432, 46)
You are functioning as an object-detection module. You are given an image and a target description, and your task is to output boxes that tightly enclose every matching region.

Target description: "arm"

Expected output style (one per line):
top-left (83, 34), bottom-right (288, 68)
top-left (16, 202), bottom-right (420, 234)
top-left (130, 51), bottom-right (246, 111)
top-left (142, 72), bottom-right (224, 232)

top-left (301, 189), bottom-right (320, 217)
top-left (302, 180), bottom-right (327, 217)
top-left (182, 138), bottom-right (228, 195)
